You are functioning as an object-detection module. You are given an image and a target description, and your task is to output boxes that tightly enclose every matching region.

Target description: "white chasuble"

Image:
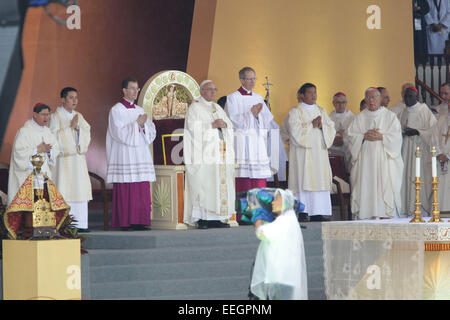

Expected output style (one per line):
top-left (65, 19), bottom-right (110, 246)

top-left (348, 108), bottom-right (404, 219)
top-left (225, 89), bottom-right (274, 179)
top-left (432, 113), bottom-right (450, 211)
top-left (398, 103), bottom-right (437, 215)
top-left (106, 102), bottom-right (156, 184)
top-left (183, 97), bottom-right (235, 225)
top-left (7, 119), bottom-right (60, 205)
top-left (288, 103), bottom-right (336, 216)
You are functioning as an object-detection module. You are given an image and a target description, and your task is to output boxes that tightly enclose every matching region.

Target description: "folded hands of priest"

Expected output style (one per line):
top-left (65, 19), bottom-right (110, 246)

top-left (364, 128), bottom-right (383, 141)
top-left (403, 127), bottom-right (420, 136)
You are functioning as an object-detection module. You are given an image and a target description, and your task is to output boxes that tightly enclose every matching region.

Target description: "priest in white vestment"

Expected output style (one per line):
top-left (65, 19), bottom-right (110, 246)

top-left (431, 106), bottom-right (450, 212)
top-left (7, 103), bottom-right (60, 205)
top-left (348, 87), bottom-right (404, 220)
top-left (434, 82), bottom-right (450, 116)
top-left (378, 87), bottom-right (391, 108)
top-left (329, 92), bottom-right (355, 173)
top-left (390, 82), bottom-right (415, 118)
top-left (288, 83), bottom-right (336, 221)
top-left (106, 77), bottom-right (156, 231)
top-left (183, 80), bottom-right (235, 229)
top-left (424, 0), bottom-right (450, 54)
top-left (50, 87), bottom-right (92, 232)
top-left (224, 67), bottom-right (274, 223)
top-left (398, 87), bottom-right (437, 216)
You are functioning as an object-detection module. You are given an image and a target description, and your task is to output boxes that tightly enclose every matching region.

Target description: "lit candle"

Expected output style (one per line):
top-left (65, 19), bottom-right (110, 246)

top-left (415, 146), bottom-right (421, 178)
top-left (431, 146), bottom-right (437, 178)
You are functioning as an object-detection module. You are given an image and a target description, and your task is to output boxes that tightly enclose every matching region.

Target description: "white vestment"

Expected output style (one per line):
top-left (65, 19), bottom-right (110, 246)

top-left (106, 102), bottom-right (156, 183)
top-left (183, 97), bottom-right (236, 225)
top-left (287, 103), bottom-right (336, 216)
top-left (266, 120), bottom-right (288, 182)
top-left (50, 107), bottom-right (92, 228)
top-left (425, 0), bottom-right (450, 54)
top-left (329, 109), bottom-right (356, 172)
top-left (390, 100), bottom-right (406, 119)
top-left (434, 102), bottom-right (449, 116)
top-left (225, 88), bottom-right (274, 179)
top-left (280, 106), bottom-right (296, 158)
top-left (348, 108), bottom-right (404, 219)
top-left (432, 112), bottom-right (450, 211)
top-left (398, 103), bottom-right (437, 216)
top-left (7, 119), bottom-right (59, 205)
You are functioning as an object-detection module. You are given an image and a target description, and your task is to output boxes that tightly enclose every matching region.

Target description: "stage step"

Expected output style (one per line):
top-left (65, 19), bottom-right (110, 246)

top-left (79, 220), bottom-right (326, 300)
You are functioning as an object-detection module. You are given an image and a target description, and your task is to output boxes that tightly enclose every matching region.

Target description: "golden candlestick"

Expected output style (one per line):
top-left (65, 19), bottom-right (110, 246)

top-left (410, 177), bottom-right (425, 223)
top-left (429, 177), bottom-right (443, 222)
top-left (410, 146), bottom-right (425, 223)
top-left (429, 146), bottom-right (443, 223)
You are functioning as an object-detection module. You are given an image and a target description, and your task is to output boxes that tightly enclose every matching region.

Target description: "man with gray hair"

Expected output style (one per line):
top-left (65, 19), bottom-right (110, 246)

top-left (224, 67), bottom-right (275, 224)
top-left (184, 80), bottom-right (235, 229)
top-left (329, 91), bottom-right (355, 173)
top-left (347, 87), bottom-right (404, 219)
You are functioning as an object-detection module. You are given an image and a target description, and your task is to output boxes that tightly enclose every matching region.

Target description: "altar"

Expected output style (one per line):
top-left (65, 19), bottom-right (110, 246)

top-left (322, 218), bottom-right (450, 300)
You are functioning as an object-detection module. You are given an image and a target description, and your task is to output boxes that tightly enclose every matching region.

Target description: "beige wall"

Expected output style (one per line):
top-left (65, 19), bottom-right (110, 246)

top-left (188, 0), bottom-right (415, 124)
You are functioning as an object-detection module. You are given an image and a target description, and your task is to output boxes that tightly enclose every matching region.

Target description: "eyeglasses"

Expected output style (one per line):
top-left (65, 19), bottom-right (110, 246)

top-left (127, 87), bottom-right (140, 92)
top-left (244, 78), bottom-right (257, 81)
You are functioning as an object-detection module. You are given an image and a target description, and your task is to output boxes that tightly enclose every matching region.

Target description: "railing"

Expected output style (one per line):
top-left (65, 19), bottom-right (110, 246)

top-left (414, 54), bottom-right (450, 106)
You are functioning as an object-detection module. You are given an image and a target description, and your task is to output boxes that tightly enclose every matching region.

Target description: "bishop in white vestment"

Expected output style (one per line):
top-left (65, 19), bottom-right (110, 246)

top-left (329, 92), bottom-right (355, 173)
top-left (398, 87), bottom-right (437, 216)
top-left (432, 108), bottom-right (450, 212)
top-left (50, 87), bottom-right (92, 230)
top-left (183, 80), bottom-right (235, 229)
top-left (288, 83), bottom-right (336, 221)
top-left (106, 78), bottom-right (156, 230)
top-left (7, 103), bottom-right (59, 205)
top-left (348, 88), bottom-right (404, 219)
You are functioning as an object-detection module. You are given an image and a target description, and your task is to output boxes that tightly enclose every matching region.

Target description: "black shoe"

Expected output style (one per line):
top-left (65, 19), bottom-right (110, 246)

top-left (238, 220), bottom-right (253, 226)
top-left (197, 220), bottom-right (209, 229)
top-left (297, 212), bottom-right (309, 222)
top-left (77, 228), bottom-right (90, 233)
top-left (209, 220), bottom-right (230, 228)
top-left (131, 225), bottom-right (151, 231)
top-left (309, 215), bottom-right (331, 222)
top-left (120, 227), bottom-right (133, 231)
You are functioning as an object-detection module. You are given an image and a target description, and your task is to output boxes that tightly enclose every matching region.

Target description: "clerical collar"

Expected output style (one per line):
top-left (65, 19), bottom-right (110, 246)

top-left (407, 102), bottom-right (420, 110)
top-left (301, 102), bottom-right (316, 109)
top-left (120, 97), bottom-right (135, 109)
top-left (31, 118), bottom-right (45, 130)
top-left (238, 87), bottom-right (252, 96)
top-left (199, 96), bottom-right (214, 106)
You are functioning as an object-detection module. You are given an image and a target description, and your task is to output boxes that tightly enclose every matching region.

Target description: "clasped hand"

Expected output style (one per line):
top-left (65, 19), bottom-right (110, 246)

top-left (137, 114), bottom-right (148, 127)
top-left (312, 116), bottom-right (322, 129)
top-left (37, 139), bottom-right (52, 153)
top-left (364, 128), bottom-right (383, 141)
top-left (404, 127), bottom-right (420, 137)
top-left (251, 103), bottom-right (263, 117)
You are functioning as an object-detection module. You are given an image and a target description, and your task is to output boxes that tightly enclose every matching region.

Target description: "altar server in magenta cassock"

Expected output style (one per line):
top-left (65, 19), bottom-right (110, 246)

top-left (7, 103), bottom-right (60, 205)
top-left (398, 87), bottom-right (437, 216)
top-left (50, 87), bottom-right (92, 232)
top-left (106, 77), bottom-right (156, 231)
top-left (348, 87), bottom-right (404, 220)
top-left (183, 80), bottom-right (235, 229)
top-left (287, 83), bottom-right (336, 222)
top-left (224, 67), bottom-right (274, 222)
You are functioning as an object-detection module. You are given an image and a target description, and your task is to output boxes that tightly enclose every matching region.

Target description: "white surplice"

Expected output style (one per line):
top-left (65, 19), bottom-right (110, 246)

top-left (183, 97), bottom-right (236, 225)
top-left (432, 112), bottom-right (450, 211)
top-left (225, 88), bottom-right (274, 179)
top-left (106, 102), bottom-right (156, 183)
top-left (398, 103), bottom-right (437, 216)
top-left (348, 108), bottom-right (404, 219)
top-left (287, 103), bottom-right (336, 216)
top-left (49, 106), bottom-right (92, 228)
top-left (425, 0), bottom-right (450, 54)
top-left (7, 119), bottom-right (59, 205)
top-left (329, 109), bottom-right (356, 172)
